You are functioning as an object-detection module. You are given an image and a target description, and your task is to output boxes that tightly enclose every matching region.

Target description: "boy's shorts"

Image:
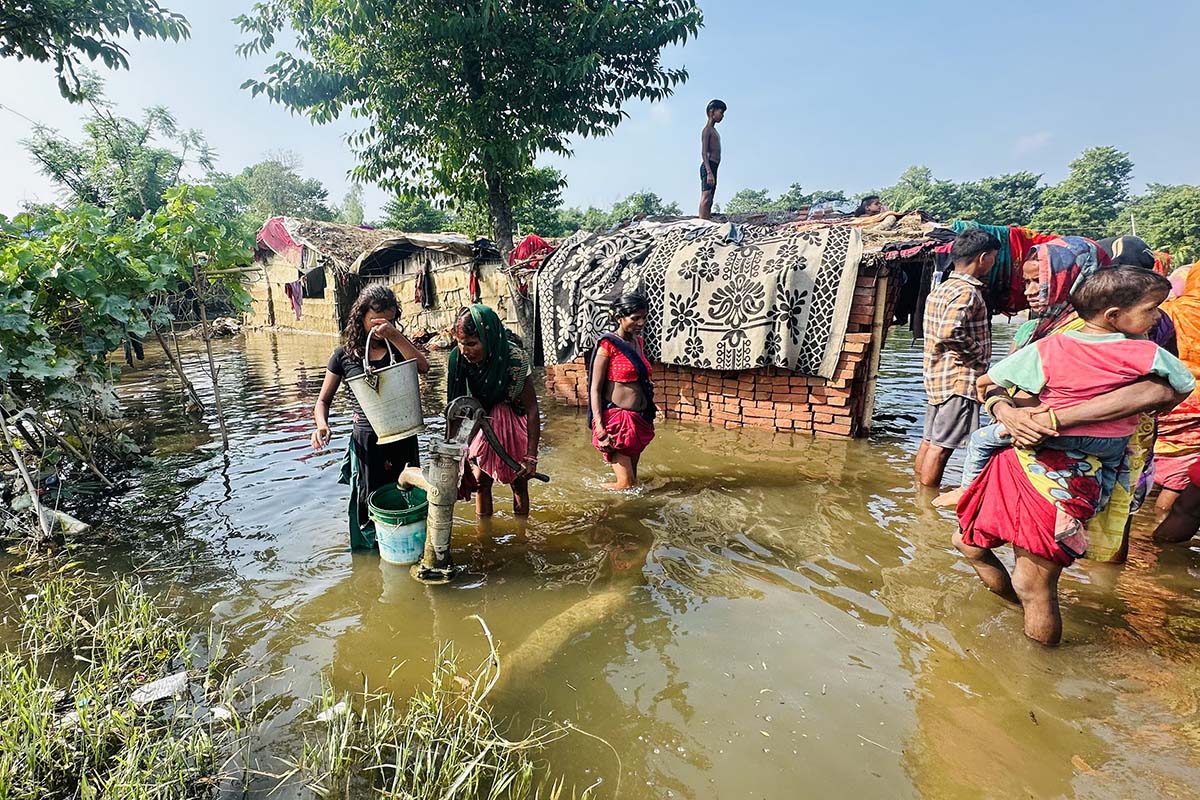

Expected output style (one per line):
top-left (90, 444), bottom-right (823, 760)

top-left (923, 395), bottom-right (980, 450)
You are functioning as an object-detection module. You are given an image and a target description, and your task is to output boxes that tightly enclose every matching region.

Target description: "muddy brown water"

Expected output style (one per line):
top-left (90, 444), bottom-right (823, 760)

top-left (9, 328), bottom-right (1200, 799)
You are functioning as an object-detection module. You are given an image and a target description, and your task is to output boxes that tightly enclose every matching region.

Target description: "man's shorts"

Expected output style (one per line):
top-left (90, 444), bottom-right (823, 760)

top-left (700, 160), bottom-right (719, 191)
top-left (923, 395), bottom-right (980, 450)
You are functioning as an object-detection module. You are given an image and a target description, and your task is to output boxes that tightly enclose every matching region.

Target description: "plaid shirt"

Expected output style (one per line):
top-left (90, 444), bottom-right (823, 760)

top-left (923, 273), bottom-right (991, 405)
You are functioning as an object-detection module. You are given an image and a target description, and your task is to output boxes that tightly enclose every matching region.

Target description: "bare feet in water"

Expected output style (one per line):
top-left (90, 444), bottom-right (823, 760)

top-left (932, 488), bottom-right (965, 508)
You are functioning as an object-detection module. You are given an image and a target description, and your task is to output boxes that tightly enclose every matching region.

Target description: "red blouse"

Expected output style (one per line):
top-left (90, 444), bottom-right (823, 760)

top-left (598, 336), bottom-right (651, 383)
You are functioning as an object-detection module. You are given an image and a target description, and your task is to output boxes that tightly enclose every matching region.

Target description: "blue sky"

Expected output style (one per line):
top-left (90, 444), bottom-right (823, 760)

top-left (2, 0), bottom-right (1198, 219)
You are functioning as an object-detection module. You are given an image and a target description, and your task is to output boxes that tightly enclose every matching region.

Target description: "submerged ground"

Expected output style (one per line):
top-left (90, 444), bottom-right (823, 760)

top-left (8, 328), bottom-right (1200, 799)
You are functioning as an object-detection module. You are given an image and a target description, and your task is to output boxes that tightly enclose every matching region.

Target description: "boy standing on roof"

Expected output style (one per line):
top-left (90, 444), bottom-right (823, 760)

top-left (699, 99), bottom-right (726, 220)
top-left (915, 228), bottom-right (1001, 488)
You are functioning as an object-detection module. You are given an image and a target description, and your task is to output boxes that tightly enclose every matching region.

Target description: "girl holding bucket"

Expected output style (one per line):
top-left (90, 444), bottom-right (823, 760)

top-left (311, 285), bottom-right (429, 550)
top-left (449, 304), bottom-right (540, 517)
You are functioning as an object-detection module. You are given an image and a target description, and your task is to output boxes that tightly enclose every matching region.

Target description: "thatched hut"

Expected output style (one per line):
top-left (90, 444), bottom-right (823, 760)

top-left (246, 217), bottom-right (512, 336)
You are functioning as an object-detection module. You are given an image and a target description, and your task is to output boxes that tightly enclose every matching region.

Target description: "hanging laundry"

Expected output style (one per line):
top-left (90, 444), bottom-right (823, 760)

top-left (416, 259), bottom-right (436, 310)
top-left (302, 266), bottom-right (327, 298)
top-left (284, 279), bottom-right (303, 320)
top-left (468, 262), bottom-right (481, 303)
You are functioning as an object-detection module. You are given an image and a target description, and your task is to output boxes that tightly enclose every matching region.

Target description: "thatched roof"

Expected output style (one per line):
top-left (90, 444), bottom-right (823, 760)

top-left (256, 217), bottom-right (492, 272)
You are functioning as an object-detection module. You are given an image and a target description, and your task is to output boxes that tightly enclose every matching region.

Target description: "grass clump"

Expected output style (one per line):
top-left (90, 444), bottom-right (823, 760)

top-left (285, 617), bottom-right (611, 800)
top-left (0, 562), bottom-right (245, 799)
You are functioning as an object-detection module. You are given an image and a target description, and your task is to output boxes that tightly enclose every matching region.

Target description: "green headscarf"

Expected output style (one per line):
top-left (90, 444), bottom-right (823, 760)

top-left (447, 304), bottom-right (529, 412)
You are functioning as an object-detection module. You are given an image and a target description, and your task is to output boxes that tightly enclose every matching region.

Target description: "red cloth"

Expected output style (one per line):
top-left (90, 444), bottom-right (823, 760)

top-left (1005, 227), bottom-right (1057, 314)
top-left (957, 448), bottom-right (1074, 567)
top-left (466, 402), bottom-right (527, 485)
top-left (508, 234), bottom-right (554, 268)
top-left (257, 217), bottom-right (301, 259)
top-left (592, 407), bottom-right (655, 462)
top-left (1188, 458), bottom-right (1200, 487)
top-left (1154, 454), bottom-right (1199, 491)
top-left (598, 336), bottom-right (651, 383)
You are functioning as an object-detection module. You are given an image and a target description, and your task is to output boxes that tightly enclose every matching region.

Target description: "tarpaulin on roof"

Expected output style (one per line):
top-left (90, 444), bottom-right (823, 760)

top-left (257, 217), bottom-right (302, 259)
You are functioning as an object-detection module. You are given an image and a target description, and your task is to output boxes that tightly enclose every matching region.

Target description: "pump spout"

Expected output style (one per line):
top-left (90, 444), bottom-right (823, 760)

top-left (398, 465), bottom-right (431, 493)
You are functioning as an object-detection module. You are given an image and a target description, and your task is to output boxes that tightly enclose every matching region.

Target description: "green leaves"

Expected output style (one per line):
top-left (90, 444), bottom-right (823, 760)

top-left (0, 1), bottom-right (191, 102)
top-left (0, 186), bottom-right (252, 414)
top-left (237, 0), bottom-right (703, 248)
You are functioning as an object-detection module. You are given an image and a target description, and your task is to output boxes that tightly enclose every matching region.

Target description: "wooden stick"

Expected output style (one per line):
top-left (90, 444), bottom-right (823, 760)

top-left (31, 412), bottom-right (114, 488)
top-left (860, 268), bottom-right (892, 434)
top-left (194, 263), bottom-right (230, 449)
top-left (1, 409), bottom-right (52, 540)
top-left (146, 310), bottom-right (205, 414)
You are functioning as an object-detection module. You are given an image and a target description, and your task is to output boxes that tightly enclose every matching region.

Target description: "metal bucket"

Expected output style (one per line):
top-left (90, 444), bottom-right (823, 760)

top-left (346, 330), bottom-right (425, 444)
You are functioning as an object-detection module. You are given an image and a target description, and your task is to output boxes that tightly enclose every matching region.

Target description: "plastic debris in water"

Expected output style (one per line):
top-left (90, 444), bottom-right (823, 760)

top-left (131, 671), bottom-right (189, 706)
top-left (211, 705), bottom-right (234, 722)
top-left (316, 701), bottom-right (350, 722)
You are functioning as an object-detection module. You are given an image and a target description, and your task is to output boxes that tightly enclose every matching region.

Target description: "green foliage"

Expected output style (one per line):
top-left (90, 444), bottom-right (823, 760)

top-left (1116, 184), bottom-right (1200, 264)
top-left (23, 79), bottom-right (213, 219)
top-left (0, 0), bottom-right (189, 101)
top-left (236, 0), bottom-right (702, 250)
top-left (878, 165), bottom-right (1044, 225)
top-left (379, 195), bottom-right (452, 233)
top-left (1030, 146), bottom-right (1133, 237)
top-left (234, 153), bottom-right (334, 222)
top-left (725, 188), bottom-right (774, 215)
top-left (335, 184), bottom-right (365, 226)
top-left (0, 185), bottom-right (252, 442)
top-left (608, 191), bottom-right (682, 222)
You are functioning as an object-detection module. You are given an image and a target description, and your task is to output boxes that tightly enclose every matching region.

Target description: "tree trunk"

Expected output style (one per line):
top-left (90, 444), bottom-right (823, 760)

top-left (485, 172), bottom-right (515, 256)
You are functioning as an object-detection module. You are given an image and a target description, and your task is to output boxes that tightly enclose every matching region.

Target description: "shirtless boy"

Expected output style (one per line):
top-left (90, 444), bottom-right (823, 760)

top-left (700, 99), bottom-right (726, 220)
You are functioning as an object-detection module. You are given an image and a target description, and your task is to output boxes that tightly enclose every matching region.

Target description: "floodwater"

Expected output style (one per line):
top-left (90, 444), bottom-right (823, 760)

top-left (14, 328), bottom-right (1200, 798)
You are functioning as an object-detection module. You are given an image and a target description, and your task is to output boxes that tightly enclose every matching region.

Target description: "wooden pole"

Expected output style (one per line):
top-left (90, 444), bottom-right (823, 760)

top-left (1, 409), bottom-right (52, 540)
top-left (145, 310), bottom-right (205, 414)
top-left (860, 267), bottom-right (892, 434)
top-left (193, 262), bottom-right (230, 449)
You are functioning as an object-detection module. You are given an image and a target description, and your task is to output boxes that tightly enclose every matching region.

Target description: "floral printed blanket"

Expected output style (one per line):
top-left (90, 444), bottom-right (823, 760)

top-left (535, 221), bottom-right (862, 378)
top-left (653, 223), bottom-right (862, 376)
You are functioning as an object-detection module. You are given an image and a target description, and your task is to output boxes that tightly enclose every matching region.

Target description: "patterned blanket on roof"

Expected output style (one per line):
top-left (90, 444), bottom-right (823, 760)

top-left (535, 222), bottom-right (863, 378)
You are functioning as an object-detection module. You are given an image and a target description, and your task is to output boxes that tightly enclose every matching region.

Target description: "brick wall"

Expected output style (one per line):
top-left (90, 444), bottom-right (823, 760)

top-left (543, 261), bottom-right (903, 439)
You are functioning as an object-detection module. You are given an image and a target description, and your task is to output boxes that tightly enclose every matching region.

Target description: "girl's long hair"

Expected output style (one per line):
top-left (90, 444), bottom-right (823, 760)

top-left (342, 284), bottom-right (400, 359)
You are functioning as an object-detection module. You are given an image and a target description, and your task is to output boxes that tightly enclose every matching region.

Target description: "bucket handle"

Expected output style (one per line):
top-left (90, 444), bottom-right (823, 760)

top-left (362, 326), bottom-right (402, 374)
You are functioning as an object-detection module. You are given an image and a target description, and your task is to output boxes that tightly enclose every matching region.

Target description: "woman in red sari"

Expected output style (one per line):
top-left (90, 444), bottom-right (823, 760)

top-left (954, 239), bottom-right (1187, 645)
top-left (588, 293), bottom-right (656, 490)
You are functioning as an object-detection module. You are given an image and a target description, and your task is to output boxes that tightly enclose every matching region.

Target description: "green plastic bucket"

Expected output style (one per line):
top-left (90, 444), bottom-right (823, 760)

top-left (368, 485), bottom-right (428, 565)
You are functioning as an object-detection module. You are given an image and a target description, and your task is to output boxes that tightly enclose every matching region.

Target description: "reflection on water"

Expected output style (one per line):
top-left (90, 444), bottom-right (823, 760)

top-left (15, 329), bottom-right (1200, 798)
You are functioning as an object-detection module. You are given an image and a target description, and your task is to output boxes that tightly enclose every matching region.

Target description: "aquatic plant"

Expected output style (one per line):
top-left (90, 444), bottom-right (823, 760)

top-left (281, 616), bottom-right (608, 800)
top-left (0, 561), bottom-right (250, 799)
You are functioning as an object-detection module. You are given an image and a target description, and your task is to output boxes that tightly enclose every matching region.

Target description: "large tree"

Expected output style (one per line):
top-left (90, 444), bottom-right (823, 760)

top-left (236, 154), bottom-right (335, 222)
top-left (1117, 184), bottom-right (1200, 263)
top-left (1031, 146), bottom-right (1133, 238)
top-left (0, 0), bottom-right (188, 101)
top-left (236, 0), bottom-right (702, 253)
top-left (23, 78), bottom-right (212, 219)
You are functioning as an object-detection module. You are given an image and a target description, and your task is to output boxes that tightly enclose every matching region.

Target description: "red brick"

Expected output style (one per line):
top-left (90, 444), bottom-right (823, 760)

top-left (814, 412), bottom-right (834, 424)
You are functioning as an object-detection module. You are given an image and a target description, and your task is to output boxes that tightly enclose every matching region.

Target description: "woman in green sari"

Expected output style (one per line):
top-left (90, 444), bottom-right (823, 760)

top-left (448, 304), bottom-right (541, 517)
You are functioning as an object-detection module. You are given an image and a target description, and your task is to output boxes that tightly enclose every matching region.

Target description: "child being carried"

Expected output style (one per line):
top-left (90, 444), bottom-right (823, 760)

top-left (935, 267), bottom-right (1194, 539)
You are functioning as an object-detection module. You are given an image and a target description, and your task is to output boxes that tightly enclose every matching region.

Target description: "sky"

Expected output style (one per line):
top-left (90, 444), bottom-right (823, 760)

top-left (2, 0), bottom-right (1199, 220)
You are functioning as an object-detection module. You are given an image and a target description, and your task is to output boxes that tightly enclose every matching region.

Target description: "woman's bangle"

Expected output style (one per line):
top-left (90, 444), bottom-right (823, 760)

top-left (1047, 408), bottom-right (1059, 432)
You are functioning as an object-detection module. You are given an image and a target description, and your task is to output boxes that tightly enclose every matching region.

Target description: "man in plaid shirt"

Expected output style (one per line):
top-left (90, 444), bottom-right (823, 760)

top-left (915, 228), bottom-right (1001, 487)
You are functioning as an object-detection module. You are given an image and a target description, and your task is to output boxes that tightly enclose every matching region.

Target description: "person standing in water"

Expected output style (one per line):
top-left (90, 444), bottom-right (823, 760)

top-left (589, 293), bottom-right (656, 489)
top-left (449, 304), bottom-right (541, 517)
top-left (311, 285), bottom-right (430, 550)
top-left (699, 99), bottom-right (726, 220)
top-left (914, 228), bottom-right (1000, 488)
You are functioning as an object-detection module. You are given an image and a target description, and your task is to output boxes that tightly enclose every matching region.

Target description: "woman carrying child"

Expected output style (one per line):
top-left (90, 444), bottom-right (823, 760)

top-left (588, 293), bottom-right (656, 490)
top-left (311, 285), bottom-right (430, 550)
top-left (448, 304), bottom-right (541, 517)
top-left (952, 239), bottom-right (1191, 644)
